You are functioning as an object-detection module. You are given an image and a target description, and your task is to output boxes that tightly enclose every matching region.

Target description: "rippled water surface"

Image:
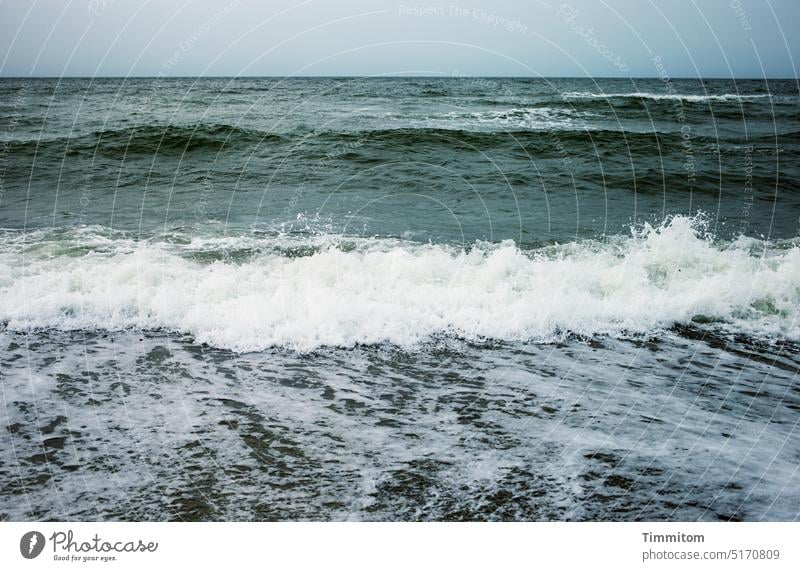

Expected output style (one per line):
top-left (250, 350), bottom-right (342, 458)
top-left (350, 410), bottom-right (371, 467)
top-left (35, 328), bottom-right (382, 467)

top-left (1, 77), bottom-right (798, 520)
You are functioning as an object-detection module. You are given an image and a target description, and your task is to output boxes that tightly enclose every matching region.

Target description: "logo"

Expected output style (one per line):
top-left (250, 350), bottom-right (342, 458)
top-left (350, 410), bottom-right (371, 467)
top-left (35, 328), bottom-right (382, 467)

top-left (20, 531), bottom-right (46, 559)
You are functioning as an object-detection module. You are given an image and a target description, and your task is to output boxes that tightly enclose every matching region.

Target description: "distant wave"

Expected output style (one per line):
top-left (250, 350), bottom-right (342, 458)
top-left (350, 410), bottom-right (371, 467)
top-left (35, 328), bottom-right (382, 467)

top-left (561, 91), bottom-right (777, 103)
top-left (3, 124), bottom-right (284, 155)
top-left (383, 107), bottom-right (594, 132)
top-left (5, 115), bottom-right (797, 160)
top-left (1, 216), bottom-right (798, 351)
top-left (4, 124), bottom-right (740, 160)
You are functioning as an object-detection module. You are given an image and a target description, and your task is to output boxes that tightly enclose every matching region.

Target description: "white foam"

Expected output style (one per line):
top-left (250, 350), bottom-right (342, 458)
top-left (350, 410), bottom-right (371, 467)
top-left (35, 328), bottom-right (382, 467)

top-left (0, 216), bottom-right (798, 351)
top-left (380, 107), bottom-right (593, 132)
top-left (561, 91), bottom-right (776, 103)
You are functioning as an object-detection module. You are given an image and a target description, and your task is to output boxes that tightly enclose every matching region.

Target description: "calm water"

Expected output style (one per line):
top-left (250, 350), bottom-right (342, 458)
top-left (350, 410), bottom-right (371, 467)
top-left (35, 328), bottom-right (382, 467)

top-left (1, 77), bottom-right (799, 520)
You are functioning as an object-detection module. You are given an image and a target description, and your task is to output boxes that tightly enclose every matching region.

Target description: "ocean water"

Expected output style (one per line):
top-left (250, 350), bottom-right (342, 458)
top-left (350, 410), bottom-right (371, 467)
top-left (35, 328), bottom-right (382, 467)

top-left (0, 77), bottom-right (799, 521)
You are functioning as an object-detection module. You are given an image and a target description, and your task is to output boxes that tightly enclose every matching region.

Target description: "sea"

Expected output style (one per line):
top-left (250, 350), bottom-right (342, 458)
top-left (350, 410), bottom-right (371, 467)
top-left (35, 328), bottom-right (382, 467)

top-left (0, 76), bottom-right (798, 521)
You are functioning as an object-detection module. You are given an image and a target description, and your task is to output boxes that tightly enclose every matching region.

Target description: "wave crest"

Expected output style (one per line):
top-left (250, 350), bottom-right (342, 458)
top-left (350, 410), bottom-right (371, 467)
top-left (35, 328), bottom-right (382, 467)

top-left (560, 91), bottom-right (778, 103)
top-left (0, 216), bottom-right (798, 351)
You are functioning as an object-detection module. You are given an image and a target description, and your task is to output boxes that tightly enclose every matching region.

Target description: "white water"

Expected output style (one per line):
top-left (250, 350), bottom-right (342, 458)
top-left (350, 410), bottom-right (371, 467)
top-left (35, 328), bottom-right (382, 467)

top-left (392, 107), bottom-right (593, 131)
top-left (561, 91), bottom-right (777, 103)
top-left (0, 216), bottom-right (798, 351)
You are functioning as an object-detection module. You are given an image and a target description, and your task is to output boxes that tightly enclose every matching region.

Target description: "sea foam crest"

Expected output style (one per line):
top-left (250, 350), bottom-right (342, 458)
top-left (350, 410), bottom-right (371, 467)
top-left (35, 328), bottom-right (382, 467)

top-left (560, 91), bottom-right (775, 103)
top-left (0, 216), bottom-right (798, 351)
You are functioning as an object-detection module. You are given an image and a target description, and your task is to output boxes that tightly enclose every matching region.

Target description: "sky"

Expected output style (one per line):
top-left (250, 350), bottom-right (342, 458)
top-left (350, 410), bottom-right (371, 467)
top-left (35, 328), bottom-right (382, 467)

top-left (1, 0), bottom-right (798, 78)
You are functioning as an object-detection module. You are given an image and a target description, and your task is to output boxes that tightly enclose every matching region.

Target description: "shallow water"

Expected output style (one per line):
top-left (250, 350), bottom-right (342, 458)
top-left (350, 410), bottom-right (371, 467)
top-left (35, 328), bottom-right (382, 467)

top-left (2, 330), bottom-right (799, 521)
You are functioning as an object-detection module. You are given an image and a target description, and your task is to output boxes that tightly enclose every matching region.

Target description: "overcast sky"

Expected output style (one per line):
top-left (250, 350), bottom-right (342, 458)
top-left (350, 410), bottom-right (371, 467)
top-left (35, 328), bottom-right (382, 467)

top-left (1, 0), bottom-right (798, 77)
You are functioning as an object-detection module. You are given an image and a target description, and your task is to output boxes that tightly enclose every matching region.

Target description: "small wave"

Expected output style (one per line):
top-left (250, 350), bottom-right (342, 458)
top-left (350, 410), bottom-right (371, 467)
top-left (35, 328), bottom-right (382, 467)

top-left (561, 91), bottom-right (777, 103)
top-left (2, 124), bottom-right (285, 156)
top-left (1, 216), bottom-right (798, 351)
top-left (385, 107), bottom-right (594, 132)
top-left (3, 121), bottom-right (778, 160)
top-left (303, 127), bottom-right (723, 153)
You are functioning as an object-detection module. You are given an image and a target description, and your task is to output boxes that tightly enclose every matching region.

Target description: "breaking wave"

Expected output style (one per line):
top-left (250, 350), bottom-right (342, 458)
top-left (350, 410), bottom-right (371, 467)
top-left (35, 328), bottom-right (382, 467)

top-left (0, 216), bottom-right (798, 351)
top-left (560, 91), bottom-right (779, 103)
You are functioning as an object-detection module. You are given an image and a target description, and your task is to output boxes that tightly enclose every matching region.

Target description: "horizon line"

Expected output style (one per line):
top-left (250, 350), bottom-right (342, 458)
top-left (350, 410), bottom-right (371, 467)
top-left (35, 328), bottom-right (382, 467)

top-left (0, 74), bottom-right (798, 81)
